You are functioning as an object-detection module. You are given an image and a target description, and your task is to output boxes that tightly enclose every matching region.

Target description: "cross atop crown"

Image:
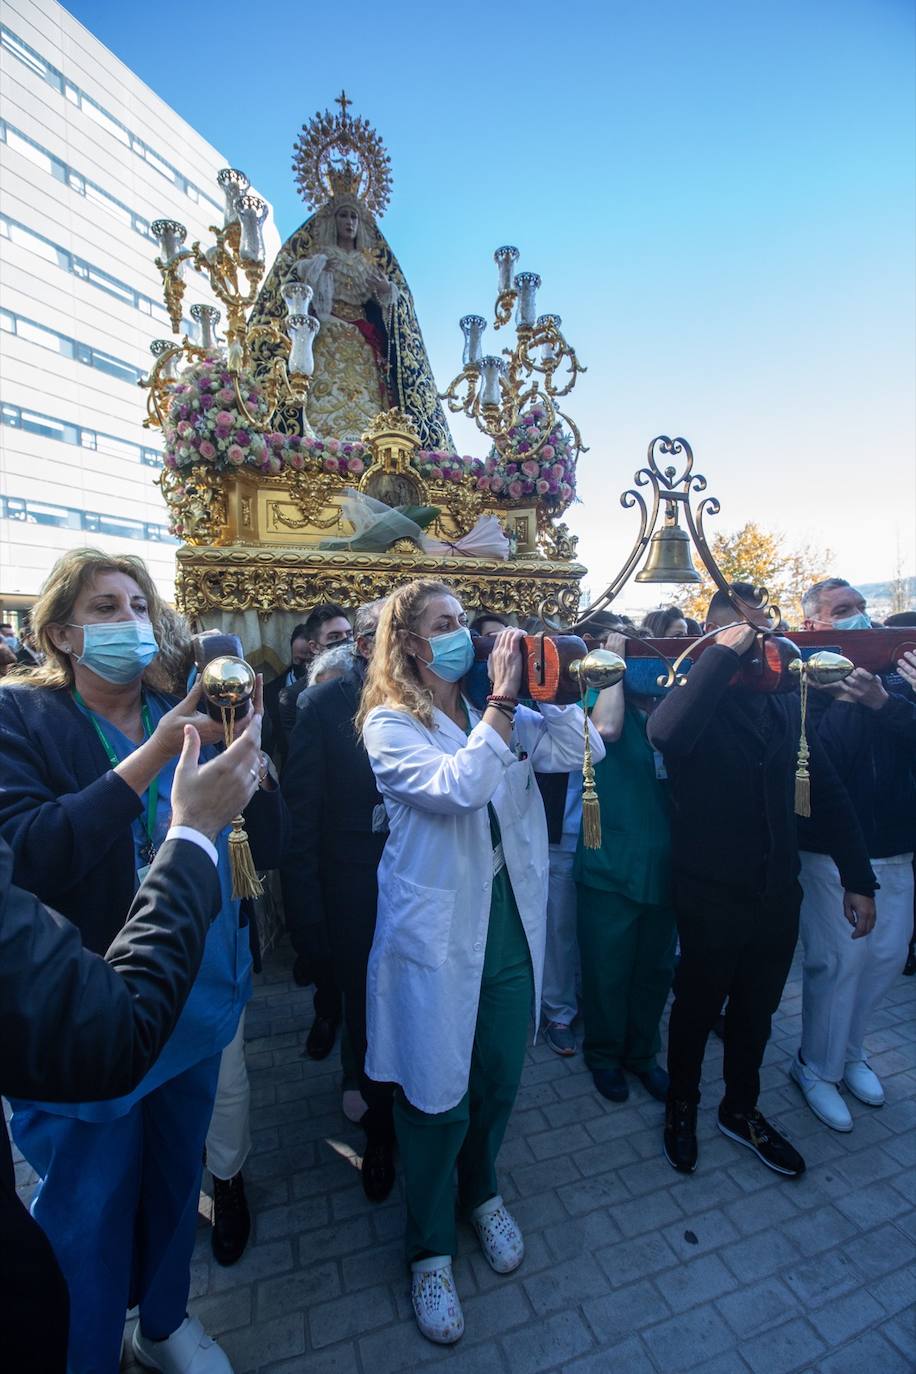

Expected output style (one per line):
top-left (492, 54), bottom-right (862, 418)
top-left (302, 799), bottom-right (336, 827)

top-left (335, 90), bottom-right (352, 121)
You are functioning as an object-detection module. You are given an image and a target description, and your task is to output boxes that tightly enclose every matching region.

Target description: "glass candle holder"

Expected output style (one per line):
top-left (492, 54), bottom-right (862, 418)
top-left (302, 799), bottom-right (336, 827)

top-left (537, 313), bottom-right (561, 363)
top-left (460, 314), bottom-right (487, 367)
top-left (282, 282), bottom-right (314, 318)
top-left (151, 219), bottom-right (187, 265)
top-left (514, 272), bottom-right (541, 329)
top-left (494, 246), bottom-right (520, 294)
top-left (216, 168), bottom-right (250, 227)
top-left (478, 355), bottom-right (506, 408)
top-left (190, 303), bottom-right (221, 349)
top-left (150, 338), bottom-right (179, 381)
top-left (236, 194), bottom-right (268, 264)
top-left (286, 314), bottom-right (320, 378)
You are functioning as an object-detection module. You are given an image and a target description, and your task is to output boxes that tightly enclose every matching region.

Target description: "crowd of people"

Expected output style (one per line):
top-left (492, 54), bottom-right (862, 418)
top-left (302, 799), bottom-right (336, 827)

top-left (0, 555), bottom-right (914, 1372)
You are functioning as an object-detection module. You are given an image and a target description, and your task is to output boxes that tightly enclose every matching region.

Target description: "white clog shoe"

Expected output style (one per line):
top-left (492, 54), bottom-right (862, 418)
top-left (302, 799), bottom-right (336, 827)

top-left (132, 1315), bottom-right (234, 1373)
top-left (470, 1194), bottom-right (525, 1274)
top-left (410, 1255), bottom-right (464, 1345)
top-left (789, 1052), bottom-right (852, 1132)
top-left (843, 1058), bottom-right (885, 1106)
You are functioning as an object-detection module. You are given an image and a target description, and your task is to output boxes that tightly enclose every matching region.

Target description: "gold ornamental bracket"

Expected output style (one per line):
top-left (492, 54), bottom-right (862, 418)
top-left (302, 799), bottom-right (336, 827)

top-left (538, 434), bottom-right (783, 645)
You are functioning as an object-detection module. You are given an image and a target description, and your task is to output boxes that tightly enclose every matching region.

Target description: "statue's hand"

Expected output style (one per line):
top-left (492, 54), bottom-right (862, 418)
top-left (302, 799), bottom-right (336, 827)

top-left (295, 254), bottom-right (328, 284)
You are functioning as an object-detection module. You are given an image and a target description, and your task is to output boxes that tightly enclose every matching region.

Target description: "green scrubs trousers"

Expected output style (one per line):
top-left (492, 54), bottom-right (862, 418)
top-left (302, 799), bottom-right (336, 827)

top-left (394, 853), bottom-right (532, 1262)
top-left (576, 885), bottom-right (676, 1074)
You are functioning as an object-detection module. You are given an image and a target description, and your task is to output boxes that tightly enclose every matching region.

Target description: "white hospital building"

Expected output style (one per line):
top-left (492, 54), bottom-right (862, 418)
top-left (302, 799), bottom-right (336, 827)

top-left (0, 0), bottom-right (277, 615)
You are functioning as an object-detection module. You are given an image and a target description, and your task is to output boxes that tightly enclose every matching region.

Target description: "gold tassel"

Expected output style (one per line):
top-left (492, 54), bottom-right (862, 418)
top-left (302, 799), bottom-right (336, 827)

top-left (220, 704), bottom-right (265, 899)
top-left (581, 689), bottom-right (602, 848)
top-left (228, 817), bottom-right (265, 899)
top-left (794, 665), bottom-right (811, 818)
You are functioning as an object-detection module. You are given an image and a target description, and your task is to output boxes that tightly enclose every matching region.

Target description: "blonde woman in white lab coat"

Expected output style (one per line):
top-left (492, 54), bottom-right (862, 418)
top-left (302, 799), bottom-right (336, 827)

top-left (356, 580), bottom-right (604, 1345)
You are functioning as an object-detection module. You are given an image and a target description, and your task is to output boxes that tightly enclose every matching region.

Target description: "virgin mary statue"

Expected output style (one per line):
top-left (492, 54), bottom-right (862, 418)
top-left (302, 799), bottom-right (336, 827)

top-left (247, 95), bottom-right (454, 452)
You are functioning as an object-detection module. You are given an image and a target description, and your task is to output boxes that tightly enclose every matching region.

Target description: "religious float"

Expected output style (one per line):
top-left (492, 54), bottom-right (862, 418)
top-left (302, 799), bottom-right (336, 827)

top-left (140, 93), bottom-right (589, 667)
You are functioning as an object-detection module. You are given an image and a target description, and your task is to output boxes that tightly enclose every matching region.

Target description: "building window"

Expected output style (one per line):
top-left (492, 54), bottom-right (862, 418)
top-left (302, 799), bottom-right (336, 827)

top-left (0, 492), bottom-right (175, 544)
top-left (0, 398), bottom-right (162, 469)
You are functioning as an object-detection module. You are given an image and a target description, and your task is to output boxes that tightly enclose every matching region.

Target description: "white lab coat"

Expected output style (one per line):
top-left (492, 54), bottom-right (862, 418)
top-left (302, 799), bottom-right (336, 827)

top-left (363, 700), bottom-right (605, 1113)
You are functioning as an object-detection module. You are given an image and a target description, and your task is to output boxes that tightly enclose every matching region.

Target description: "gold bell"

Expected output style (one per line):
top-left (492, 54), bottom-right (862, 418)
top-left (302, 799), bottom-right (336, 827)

top-left (635, 506), bottom-right (702, 585)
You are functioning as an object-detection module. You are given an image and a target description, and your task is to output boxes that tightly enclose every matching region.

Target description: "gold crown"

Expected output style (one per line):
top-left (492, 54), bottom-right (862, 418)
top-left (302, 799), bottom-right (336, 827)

top-left (292, 91), bottom-right (392, 217)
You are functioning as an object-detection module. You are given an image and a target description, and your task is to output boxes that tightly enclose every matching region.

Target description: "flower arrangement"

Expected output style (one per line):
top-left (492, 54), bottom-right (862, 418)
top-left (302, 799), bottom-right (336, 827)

top-left (479, 407), bottom-right (576, 507)
top-left (162, 356), bottom-right (369, 479)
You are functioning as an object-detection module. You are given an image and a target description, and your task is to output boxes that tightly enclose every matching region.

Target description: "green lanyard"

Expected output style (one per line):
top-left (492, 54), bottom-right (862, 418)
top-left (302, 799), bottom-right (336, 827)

top-left (72, 689), bottom-right (158, 860)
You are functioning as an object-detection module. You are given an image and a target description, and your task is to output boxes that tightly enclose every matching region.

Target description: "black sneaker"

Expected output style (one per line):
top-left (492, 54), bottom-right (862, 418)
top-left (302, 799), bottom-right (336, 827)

top-left (211, 1170), bottom-right (251, 1265)
top-left (663, 1098), bottom-right (698, 1173)
top-left (361, 1134), bottom-right (396, 1203)
top-left (717, 1105), bottom-right (805, 1177)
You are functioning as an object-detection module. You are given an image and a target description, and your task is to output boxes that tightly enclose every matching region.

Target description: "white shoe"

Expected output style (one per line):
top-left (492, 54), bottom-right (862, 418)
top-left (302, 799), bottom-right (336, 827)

top-left (132, 1316), bottom-right (234, 1373)
top-left (410, 1256), bottom-right (464, 1344)
top-left (843, 1059), bottom-right (885, 1106)
top-left (789, 1052), bottom-right (852, 1132)
top-left (470, 1194), bottom-right (525, 1274)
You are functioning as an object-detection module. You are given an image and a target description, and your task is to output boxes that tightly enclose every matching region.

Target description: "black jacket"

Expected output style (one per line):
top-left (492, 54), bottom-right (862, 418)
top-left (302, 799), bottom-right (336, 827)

top-left (0, 683), bottom-right (288, 954)
top-left (278, 672), bottom-right (311, 738)
top-left (647, 645), bottom-right (877, 898)
top-left (797, 687), bottom-right (916, 859)
top-left (1, 835), bottom-right (220, 1370)
top-left (281, 670), bottom-right (385, 966)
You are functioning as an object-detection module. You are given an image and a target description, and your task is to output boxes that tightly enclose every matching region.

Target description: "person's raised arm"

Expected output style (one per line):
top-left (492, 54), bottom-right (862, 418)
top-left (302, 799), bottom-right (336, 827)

top-left (648, 625), bottom-right (755, 758)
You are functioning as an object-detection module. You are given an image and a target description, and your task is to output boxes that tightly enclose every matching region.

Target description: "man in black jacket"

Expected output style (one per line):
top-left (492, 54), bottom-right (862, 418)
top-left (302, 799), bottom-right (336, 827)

top-left (1, 718), bottom-right (263, 1373)
top-left (647, 616), bottom-right (876, 1178)
top-left (262, 622), bottom-right (310, 767)
top-left (281, 598), bottom-right (395, 1199)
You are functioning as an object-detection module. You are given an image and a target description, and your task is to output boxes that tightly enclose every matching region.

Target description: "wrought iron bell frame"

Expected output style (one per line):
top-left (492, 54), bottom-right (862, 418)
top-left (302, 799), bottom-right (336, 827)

top-left (538, 435), bottom-right (783, 680)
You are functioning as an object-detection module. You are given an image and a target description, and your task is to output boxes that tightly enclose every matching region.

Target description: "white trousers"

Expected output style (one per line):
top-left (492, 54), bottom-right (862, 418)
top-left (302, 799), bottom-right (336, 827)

top-left (205, 1010), bottom-right (252, 1180)
top-left (541, 845), bottom-right (580, 1025)
top-left (799, 851), bottom-right (914, 1082)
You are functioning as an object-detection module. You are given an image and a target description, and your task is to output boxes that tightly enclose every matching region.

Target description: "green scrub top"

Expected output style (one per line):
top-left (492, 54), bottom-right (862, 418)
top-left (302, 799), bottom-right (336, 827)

top-left (574, 703), bottom-right (672, 906)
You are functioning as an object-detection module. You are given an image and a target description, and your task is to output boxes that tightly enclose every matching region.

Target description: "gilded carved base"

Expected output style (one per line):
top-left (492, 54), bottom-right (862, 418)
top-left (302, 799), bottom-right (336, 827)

top-left (175, 543), bottom-right (585, 622)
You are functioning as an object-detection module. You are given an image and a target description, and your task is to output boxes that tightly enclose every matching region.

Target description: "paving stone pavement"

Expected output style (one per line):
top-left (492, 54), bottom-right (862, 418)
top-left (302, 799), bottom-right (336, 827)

top-left (14, 943), bottom-right (916, 1373)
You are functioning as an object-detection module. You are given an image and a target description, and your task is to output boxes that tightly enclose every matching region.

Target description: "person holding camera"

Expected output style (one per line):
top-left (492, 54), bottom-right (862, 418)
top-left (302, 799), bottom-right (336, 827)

top-left (356, 579), bottom-right (604, 1345)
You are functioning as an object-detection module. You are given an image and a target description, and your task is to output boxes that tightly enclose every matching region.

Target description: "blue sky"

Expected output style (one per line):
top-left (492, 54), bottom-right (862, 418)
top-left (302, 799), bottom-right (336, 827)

top-left (68, 0), bottom-right (916, 607)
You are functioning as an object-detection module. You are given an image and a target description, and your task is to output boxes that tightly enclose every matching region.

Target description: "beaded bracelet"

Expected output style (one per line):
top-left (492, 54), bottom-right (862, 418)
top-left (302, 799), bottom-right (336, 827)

top-left (486, 693), bottom-right (518, 707)
top-left (487, 701), bottom-right (516, 723)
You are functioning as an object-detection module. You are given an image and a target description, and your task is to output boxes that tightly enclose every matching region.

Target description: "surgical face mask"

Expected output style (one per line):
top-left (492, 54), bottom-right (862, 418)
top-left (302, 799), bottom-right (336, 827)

top-left (68, 619), bottom-right (159, 684)
top-left (2, 634), bottom-right (19, 652)
top-left (832, 613), bottom-right (871, 631)
top-left (417, 626), bottom-right (475, 683)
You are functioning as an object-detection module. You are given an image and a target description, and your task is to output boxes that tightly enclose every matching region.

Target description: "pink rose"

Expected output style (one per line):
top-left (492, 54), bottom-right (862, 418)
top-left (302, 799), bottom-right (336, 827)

top-left (268, 432), bottom-right (285, 449)
top-left (430, 466), bottom-right (443, 479)
top-left (476, 476), bottom-right (491, 491)
top-left (560, 482), bottom-right (572, 499)
top-left (327, 438), bottom-right (342, 453)
top-left (216, 410), bottom-right (234, 428)
top-left (323, 456), bottom-right (340, 472)
top-left (176, 420), bottom-right (192, 437)
top-left (551, 463), bottom-right (565, 479)
top-left (347, 457), bottom-right (364, 474)
top-left (508, 480), bottom-right (524, 498)
top-left (521, 460), bottom-right (539, 479)
top-left (490, 475), bottom-right (504, 492)
top-left (198, 440), bottom-right (216, 461)
top-left (541, 444), bottom-right (555, 460)
top-left (287, 453), bottom-right (304, 470)
top-left (227, 444), bottom-right (245, 465)
top-left (217, 388), bottom-right (234, 404)
top-left (536, 479), bottom-right (550, 494)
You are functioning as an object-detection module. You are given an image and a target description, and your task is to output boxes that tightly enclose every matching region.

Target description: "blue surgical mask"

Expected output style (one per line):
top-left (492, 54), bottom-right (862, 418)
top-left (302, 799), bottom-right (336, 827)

top-left (832, 613), bottom-right (872, 631)
top-left (69, 620), bottom-right (159, 684)
top-left (3, 634), bottom-right (19, 652)
top-left (418, 626), bottom-right (475, 683)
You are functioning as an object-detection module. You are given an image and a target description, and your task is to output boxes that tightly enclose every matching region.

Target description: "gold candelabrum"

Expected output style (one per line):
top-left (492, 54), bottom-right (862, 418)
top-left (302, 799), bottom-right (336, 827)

top-left (141, 168), bottom-right (318, 434)
top-left (439, 246), bottom-right (588, 461)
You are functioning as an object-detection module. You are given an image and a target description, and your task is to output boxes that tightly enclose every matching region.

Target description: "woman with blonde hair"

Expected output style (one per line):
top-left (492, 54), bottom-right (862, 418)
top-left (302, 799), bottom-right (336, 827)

top-left (358, 579), bottom-right (605, 1345)
top-left (0, 548), bottom-right (287, 1374)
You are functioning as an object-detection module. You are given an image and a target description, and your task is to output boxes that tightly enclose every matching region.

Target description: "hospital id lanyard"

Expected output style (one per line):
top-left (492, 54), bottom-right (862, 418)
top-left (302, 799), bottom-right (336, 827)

top-left (72, 689), bottom-right (158, 864)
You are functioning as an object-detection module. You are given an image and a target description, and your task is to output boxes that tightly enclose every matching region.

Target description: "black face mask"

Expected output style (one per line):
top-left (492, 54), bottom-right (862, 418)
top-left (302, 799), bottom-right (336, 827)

top-left (291, 661), bottom-right (307, 680)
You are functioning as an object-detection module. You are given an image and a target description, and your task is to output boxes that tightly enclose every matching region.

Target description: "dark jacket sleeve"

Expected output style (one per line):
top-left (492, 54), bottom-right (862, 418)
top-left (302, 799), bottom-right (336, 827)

top-left (278, 677), bottom-right (309, 738)
top-left (807, 728), bottom-right (878, 896)
top-left (280, 693), bottom-right (327, 959)
top-left (241, 775), bottom-right (290, 872)
top-left (0, 691), bottom-right (142, 899)
top-left (0, 835), bottom-right (221, 1102)
top-left (873, 693), bottom-right (916, 746)
top-left (647, 645), bottom-right (739, 758)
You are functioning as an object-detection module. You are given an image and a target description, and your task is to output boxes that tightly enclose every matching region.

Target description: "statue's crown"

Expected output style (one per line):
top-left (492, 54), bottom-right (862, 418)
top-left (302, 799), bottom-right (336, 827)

top-left (292, 91), bottom-right (392, 217)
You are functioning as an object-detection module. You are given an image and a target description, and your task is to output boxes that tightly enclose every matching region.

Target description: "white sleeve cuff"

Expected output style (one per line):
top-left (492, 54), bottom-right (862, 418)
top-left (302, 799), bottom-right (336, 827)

top-left (165, 826), bottom-right (219, 868)
top-left (474, 718), bottom-right (517, 766)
